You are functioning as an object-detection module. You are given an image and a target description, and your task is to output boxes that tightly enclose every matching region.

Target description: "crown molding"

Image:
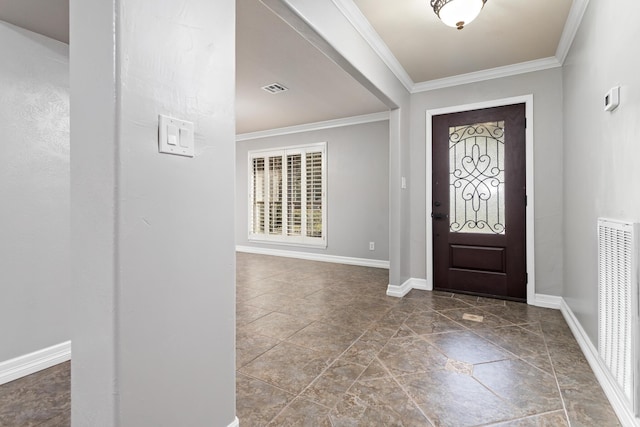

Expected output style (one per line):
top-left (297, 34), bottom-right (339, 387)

top-left (555, 0), bottom-right (590, 63)
top-left (330, 0), bottom-right (415, 93)
top-left (330, 0), bottom-right (588, 95)
top-left (236, 111), bottom-right (390, 141)
top-left (412, 56), bottom-right (562, 93)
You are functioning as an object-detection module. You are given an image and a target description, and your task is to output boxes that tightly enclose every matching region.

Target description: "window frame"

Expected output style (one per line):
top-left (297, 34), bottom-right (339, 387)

top-left (247, 142), bottom-right (327, 248)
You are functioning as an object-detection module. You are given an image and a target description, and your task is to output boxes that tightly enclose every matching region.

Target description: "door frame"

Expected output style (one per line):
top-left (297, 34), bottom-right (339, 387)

top-left (426, 95), bottom-right (536, 304)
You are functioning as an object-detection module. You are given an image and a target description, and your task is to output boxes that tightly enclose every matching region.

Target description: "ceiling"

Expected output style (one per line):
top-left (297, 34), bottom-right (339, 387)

top-left (236, 0), bottom-right (387, 134)
top-left (0, 0), bottom-right (575, 134)
top-left (351, 0), bottom-right (573, 83)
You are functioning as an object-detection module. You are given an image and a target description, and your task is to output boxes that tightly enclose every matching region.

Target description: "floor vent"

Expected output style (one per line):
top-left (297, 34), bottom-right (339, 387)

top-left (261, 83), bottom-right (288, 94)
top-left (597, 218), bottom-right (639, 416)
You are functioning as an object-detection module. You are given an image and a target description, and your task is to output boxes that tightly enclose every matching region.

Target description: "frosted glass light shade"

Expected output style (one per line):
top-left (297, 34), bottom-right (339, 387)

top-left (436, 0), bottom-right (485, 29)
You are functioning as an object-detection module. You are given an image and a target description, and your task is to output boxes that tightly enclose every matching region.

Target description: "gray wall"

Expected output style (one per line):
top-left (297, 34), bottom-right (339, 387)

top-left (410, 68), bottom-right (564, 296)
top-left (70, 0), bottom-right (236, 425)
top-left (236, 120), bottom-right (390, 262)
top-left (563, 0), bottom-right (640, 343)
top-left (0, 22), bottom-right (70, 362)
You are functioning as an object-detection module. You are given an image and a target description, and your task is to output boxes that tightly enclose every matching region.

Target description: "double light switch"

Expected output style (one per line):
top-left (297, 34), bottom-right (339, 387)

top-left (158, 114), bottom-right (194, 157)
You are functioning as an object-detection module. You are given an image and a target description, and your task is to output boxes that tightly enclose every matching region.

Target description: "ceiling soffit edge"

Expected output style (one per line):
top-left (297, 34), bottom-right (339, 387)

top-left (236, 111), bottom-right (390, 141)
top-left (331, 0), bottom-right (414, 92)
top-left (261, 0), bottom-right (398, 108)
top-left (333, 0), bottom-right (590, 94)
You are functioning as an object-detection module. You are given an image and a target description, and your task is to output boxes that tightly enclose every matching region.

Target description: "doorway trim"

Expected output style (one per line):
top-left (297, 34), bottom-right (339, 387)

top-left (426, 95), bottom-right (536, 304)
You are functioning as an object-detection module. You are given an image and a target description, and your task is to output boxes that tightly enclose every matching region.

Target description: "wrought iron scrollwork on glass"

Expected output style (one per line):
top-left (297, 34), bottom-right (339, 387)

top-left (449, 121), bottom-right (505, 234)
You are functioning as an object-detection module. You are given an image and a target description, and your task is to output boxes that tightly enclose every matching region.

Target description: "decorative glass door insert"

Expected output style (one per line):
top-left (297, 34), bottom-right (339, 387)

top-left (449, 121), bottom-right (505, 234)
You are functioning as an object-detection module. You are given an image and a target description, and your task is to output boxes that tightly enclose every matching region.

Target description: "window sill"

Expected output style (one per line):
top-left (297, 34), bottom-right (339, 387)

top-left (248, 235), bottom-right (327, 250)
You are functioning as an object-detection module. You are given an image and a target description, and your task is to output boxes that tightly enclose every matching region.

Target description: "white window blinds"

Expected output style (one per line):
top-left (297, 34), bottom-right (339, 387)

top-left (306, 152), bottom-right (323, 238)
top-left (249, 143), bottom-right (326, 247)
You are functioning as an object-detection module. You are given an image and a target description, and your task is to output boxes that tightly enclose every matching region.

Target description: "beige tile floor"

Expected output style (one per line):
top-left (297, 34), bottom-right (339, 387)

top-left (236, 253), bottom-right (621, 426)
top-left (0, 253), bottom-right (622, 426)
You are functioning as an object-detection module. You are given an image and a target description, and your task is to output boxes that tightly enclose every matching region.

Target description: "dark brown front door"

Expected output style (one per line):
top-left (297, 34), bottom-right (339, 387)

top-left (432, 103), bottom-right (527, 301)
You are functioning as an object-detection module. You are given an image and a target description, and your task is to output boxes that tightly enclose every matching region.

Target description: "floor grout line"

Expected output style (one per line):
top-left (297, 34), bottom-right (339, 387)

top-left (262, 316), bottom-right (377, 424)
top-left (540, 321), bottom-right (574, 427)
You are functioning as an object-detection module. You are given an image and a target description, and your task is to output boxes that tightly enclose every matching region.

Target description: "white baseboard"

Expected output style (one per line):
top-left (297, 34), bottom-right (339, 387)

top-left (0, 341), bottom-right (71, 385)
top-left (560, 299), bottom-right (639, 427)
top-left (386, 278), bottom-right (429, 297)
top-left (386, 279), bottom-right (412, 297)
top-left (385, 279), bottom-right (559, 307)
top-left (228, 416), bottom-right (239, 427)
top-left (410, 278), bottom-right (429, 291)
top-left (236, 245), bottom-right (390, 269)
top-left (530, 293), bottom-right (563, 309)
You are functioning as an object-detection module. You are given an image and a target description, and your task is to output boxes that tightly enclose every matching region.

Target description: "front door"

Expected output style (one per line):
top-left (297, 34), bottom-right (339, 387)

top-left (432, 103), bottom-right (527, 301)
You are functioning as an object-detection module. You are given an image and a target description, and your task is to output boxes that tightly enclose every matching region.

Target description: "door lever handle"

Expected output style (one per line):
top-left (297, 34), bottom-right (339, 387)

top-left (431, 212), bottom-right (448, 220)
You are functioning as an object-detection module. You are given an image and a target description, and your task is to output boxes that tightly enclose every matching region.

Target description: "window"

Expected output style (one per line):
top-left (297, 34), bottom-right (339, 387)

top-left (249, 143), bottom-right (326, 247)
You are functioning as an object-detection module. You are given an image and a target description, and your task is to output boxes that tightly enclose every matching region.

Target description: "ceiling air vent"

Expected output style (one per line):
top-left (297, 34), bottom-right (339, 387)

top-left (261, 83), bottom-right (288, 94)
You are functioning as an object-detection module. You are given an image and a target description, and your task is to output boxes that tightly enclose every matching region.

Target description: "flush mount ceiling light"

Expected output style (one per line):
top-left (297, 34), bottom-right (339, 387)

top-left (431, 0), bottom-right (488, 30)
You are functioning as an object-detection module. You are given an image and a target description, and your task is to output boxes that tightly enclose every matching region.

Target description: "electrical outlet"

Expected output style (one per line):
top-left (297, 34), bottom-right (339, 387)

top-left (369, 242), bottom-right (375, 251)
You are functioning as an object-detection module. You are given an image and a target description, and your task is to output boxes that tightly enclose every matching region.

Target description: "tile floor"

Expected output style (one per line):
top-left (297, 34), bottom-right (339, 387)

top-left (0, 361), bottom-right (70, 426)
top-left (236, 253), bottom-right (621, 426)
top-left (0, 253), bottom-right (622, 426)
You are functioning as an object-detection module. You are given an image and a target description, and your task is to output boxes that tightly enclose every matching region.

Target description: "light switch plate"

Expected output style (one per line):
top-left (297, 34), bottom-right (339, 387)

top-left (158, 114), bottom-right (194, 157)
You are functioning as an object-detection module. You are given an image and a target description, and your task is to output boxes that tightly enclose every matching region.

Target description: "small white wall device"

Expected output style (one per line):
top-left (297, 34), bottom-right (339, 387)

top-left (604, 86), bottom-right (620, 112)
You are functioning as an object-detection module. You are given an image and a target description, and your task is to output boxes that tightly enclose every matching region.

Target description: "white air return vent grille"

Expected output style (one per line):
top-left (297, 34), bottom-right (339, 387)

top-left (261, 83), bottom-right (288, 94)
top-left (597, 218), bottom-right (639, 416)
